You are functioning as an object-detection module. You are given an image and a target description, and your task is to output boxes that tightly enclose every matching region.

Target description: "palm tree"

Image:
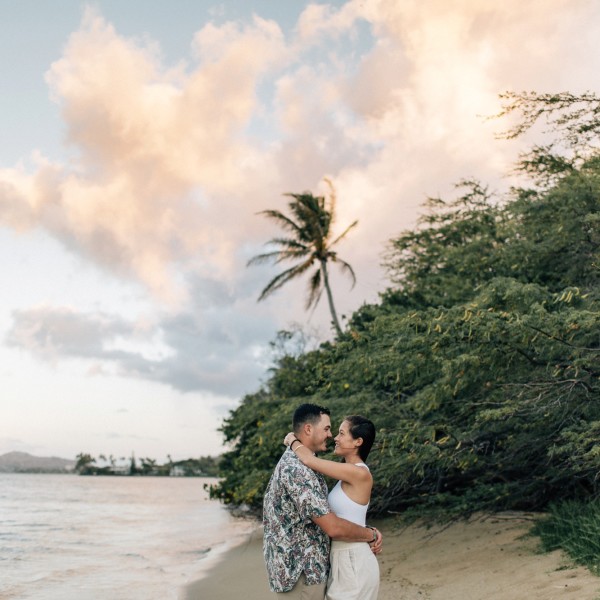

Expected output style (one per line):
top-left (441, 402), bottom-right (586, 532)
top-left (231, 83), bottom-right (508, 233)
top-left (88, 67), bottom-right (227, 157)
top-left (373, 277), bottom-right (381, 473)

top-left (248, 180), bottom-right (357, 336)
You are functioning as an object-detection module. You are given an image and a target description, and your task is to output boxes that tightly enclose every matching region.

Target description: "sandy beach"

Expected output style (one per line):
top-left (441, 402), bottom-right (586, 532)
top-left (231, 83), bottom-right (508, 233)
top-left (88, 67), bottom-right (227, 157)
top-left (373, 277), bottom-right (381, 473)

top-left (183, 513), bottom-right (600, 600)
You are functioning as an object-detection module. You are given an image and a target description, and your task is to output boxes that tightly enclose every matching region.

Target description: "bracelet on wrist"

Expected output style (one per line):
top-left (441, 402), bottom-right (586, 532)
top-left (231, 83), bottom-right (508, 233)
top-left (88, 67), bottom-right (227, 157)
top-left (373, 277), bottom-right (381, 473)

top-left (366, 525), bottom-right (377, 543)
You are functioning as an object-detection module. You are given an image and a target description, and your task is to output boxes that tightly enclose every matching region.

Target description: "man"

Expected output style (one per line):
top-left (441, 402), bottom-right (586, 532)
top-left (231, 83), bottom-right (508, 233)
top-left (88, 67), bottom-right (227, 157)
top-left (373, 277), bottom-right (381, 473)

top-left (263, 403), bottom-right (382, 598)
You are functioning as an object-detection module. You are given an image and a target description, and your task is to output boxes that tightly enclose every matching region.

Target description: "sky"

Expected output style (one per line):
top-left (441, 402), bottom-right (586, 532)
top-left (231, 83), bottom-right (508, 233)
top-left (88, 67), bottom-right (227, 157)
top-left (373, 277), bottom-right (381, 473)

top-left (1, 0), bottom-right (600, 462)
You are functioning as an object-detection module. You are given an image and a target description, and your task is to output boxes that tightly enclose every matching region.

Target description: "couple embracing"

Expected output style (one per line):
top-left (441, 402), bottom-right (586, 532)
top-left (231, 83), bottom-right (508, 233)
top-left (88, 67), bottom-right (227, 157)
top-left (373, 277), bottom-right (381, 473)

top-left (263, 403), bottom-right (381, 599)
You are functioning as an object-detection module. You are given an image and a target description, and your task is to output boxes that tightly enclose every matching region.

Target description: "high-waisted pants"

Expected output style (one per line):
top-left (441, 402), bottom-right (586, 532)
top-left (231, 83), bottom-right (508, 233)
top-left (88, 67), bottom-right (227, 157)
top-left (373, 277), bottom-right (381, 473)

top-left (325, 541), bottom-right (379, 600)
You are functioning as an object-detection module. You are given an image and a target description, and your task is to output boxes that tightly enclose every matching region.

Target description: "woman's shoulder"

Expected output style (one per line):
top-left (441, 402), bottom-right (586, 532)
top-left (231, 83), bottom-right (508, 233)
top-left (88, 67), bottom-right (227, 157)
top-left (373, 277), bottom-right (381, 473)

top-left (348, 462), bottom-right (372, 481)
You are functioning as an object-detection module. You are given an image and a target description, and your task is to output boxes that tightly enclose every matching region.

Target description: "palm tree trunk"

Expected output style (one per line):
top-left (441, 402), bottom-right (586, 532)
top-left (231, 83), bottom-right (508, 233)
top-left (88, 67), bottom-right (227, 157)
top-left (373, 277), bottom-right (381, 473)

top-left (320, 260), bottom-right (343, 336)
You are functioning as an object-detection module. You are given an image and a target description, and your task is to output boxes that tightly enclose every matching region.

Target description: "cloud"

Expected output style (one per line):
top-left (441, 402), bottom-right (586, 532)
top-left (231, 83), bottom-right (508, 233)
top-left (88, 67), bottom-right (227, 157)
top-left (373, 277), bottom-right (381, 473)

top-left (6, 273), bottom-right (277, 397)
top-left (306, 0), bottom-right (600, 278)
top-left (0, 8), bottom-right (287, 303)
top-left (6, 306), bottom-right (132, 362)
top-left (3, 0), bottom-right (600, 398)
top-left (49, 9), bottom-right (285, 193)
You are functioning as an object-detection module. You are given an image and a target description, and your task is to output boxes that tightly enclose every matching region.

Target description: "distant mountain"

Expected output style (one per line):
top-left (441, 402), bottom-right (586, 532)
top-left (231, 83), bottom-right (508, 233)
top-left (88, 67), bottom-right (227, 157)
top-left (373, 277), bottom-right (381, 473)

top-left (0, 451), bottom-right (75, 473)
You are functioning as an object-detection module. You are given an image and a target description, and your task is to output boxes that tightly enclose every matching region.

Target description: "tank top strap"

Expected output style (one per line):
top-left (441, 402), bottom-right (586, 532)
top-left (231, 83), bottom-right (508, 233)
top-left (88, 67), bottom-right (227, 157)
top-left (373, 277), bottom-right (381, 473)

top-left (355, 462), bottom-right (370, 471)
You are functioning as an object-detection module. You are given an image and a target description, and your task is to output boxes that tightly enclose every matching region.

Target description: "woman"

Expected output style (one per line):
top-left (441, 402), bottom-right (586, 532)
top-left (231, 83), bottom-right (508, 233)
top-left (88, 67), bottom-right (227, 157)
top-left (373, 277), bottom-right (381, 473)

top-left (284, 415), bottom-right (379, 600)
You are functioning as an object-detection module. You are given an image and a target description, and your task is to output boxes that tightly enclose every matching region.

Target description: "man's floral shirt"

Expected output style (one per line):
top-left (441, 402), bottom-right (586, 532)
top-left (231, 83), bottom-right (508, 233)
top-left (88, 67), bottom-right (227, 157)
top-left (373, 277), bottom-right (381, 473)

top-left (263, 448), bottom-right (331, 592)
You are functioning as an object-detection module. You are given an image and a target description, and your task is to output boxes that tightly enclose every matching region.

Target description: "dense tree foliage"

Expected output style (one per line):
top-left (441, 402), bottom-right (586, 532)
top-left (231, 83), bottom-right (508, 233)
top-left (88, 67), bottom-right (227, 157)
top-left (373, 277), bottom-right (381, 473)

top-left (211, 93), bottom-right (600, 519)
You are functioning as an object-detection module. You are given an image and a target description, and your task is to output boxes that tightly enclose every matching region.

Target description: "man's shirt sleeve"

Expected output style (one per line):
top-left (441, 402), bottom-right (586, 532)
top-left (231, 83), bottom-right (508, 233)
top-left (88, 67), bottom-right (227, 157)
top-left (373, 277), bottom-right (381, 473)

top-left (281, 461), bottom-right (330, 521)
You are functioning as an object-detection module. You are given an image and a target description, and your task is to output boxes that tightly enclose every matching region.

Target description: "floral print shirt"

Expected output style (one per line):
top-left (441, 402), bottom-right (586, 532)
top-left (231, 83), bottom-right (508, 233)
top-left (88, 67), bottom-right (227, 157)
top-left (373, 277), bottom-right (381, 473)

top-left (263, 448), bottom-right (331, 592)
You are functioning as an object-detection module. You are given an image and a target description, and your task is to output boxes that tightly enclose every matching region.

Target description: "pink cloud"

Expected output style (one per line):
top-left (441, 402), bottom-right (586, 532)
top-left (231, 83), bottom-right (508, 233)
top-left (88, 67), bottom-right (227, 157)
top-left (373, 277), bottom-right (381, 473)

top-left (1, 0), bottom-right (600, 325)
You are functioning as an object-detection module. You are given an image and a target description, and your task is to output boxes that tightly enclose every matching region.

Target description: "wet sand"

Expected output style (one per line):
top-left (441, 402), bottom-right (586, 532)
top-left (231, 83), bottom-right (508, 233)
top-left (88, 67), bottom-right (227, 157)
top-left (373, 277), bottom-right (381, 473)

top-left (183, 513), bottom-right (600, 599)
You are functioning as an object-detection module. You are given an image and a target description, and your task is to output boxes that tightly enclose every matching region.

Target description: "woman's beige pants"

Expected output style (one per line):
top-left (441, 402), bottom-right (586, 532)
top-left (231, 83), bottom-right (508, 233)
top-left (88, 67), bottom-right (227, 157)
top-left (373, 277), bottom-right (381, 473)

top-left (326, 541), bottom-right (379, 600)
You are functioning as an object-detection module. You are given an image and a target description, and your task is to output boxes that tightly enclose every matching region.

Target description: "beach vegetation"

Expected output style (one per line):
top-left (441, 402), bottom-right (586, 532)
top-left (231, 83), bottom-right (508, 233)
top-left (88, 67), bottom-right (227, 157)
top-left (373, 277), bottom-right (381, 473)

top-left (211, 91), bottom-right (600, 541)
top-left (533, 500), bottom-right (600, 575)
top-left (75, 452), bottom-right (96, 474)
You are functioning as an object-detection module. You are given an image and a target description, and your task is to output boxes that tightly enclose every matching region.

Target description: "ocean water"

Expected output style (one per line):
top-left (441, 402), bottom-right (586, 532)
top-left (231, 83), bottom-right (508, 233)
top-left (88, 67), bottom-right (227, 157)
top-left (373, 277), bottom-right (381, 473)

top-left (0, 473), bottom-right (257, 600)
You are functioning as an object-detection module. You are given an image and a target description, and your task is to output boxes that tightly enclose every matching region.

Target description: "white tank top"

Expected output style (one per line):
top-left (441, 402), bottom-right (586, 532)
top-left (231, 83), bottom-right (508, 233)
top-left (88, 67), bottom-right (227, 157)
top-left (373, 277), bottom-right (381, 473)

top-left (327, 463), bottom-right (370, 526)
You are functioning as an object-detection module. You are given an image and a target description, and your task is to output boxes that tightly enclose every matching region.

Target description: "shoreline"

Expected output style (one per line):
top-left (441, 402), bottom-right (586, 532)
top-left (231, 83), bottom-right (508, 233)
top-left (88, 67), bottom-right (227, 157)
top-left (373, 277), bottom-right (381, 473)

top-left (182, 526), bottom-right (268, 600)
top-left (182, 512), bottom-right (600, 599)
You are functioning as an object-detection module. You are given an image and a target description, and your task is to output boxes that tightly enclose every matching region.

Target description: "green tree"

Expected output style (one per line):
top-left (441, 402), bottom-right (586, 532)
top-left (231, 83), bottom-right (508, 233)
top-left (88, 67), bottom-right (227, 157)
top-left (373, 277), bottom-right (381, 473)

top-left (248, 180), bottom-right (357, 336)
top-left (383, 179), bottom-right (508, 309)
top-left (140, 457), bottom-right (157, 475)
top-left (129, 452), bottom-right (139, 476)
top-left (215, 177), bottom-right (600, 516)
top-left (74, 453), bottom-right (96, 475)
top-left (213, 92), bottom-right (600, 519)
top-left (196, 455), bottom-right (222, 476)
top-left (496, 91), bottom-right (600, 152)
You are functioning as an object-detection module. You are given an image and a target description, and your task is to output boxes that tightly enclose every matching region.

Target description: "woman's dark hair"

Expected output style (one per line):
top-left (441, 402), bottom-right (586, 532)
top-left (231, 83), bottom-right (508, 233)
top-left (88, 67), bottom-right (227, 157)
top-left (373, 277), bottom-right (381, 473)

top-left (293, 403), bottom-right (331, 432)
top-left (345, 415), bottom-right (376, 461)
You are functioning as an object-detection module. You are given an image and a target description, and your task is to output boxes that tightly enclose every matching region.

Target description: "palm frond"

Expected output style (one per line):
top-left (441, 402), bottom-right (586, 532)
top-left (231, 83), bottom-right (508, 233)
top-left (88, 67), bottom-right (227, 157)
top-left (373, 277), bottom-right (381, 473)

top-left (268, 238), bottom-right (310, 252)
top-left (333, 257), bottom-right (357, 288)
top-left (257, 258), bottom-right (315, 301)
top-left (330, 220), bottom-right (358, 246)
top-left (246, 251), bottom-right (286, 266)
top-left (248, 249), bottom-right (313, 267)
top-left (274, 250), bottom-right (313, 264)
top-left (258, 210), bottom-right (304, 235)
top-left (305, 268), bottom-right (323, 309)
top-left (247, 236), bottom-right (311, 266)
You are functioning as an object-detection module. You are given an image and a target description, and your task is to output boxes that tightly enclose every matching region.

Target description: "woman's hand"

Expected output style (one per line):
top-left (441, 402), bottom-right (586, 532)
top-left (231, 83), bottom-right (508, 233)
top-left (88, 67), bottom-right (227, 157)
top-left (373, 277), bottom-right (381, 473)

top-left (283, 432), bottom-right (297, 447)
top-left (369, 528), bottom-right (383, 555)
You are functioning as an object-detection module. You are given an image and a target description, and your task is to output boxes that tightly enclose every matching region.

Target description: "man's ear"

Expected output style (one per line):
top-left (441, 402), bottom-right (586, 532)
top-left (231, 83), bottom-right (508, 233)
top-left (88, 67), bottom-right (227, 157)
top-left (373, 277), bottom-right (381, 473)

top-left (303, 422), bottom-right (313, 436)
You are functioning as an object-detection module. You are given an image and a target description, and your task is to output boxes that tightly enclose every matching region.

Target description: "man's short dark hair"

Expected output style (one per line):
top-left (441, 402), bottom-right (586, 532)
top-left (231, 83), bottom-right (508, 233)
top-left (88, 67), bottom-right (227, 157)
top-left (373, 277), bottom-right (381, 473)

top-left (293, 403), bottom-right (330, 432)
